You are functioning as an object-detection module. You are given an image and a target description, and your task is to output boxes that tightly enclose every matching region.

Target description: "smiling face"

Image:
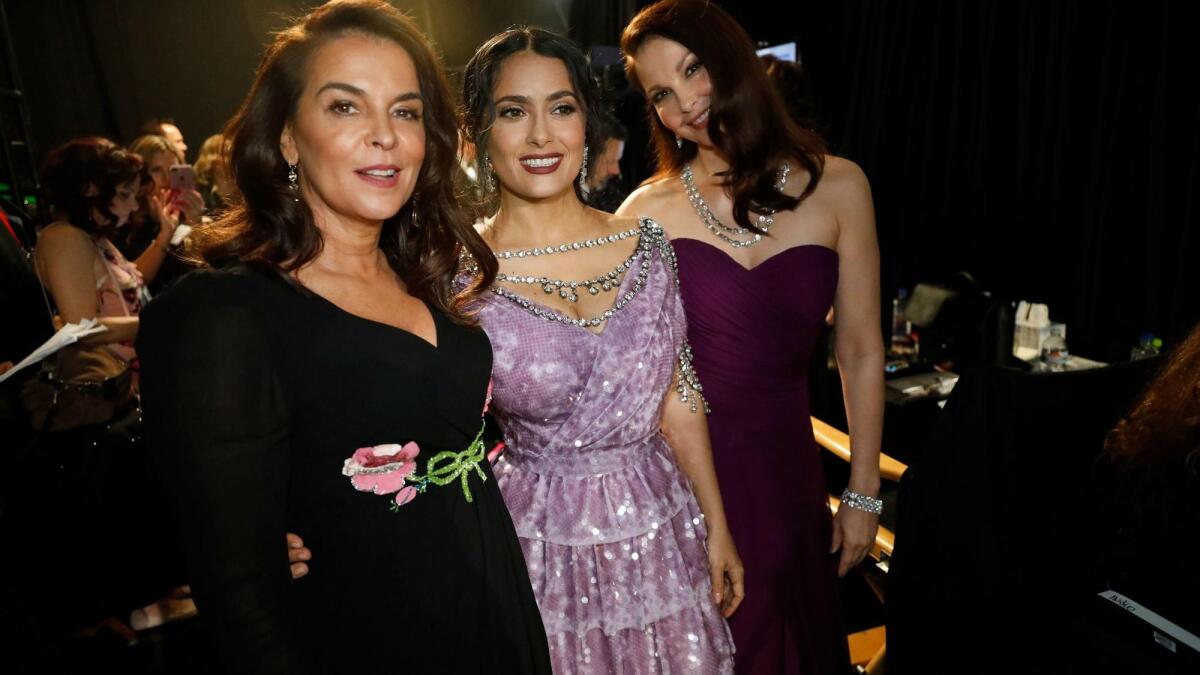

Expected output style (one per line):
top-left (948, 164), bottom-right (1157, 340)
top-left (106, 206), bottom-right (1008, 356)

top-left (280, 33), bottom-right (426, 229)
top-left (486, 51), bottom-right (586, 202)
top-left (631, 36), bottom-right (713, 148)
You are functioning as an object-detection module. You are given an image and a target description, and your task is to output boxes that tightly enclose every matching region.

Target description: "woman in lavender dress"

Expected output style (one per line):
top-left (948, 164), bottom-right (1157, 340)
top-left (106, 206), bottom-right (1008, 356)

top-left (459, 28), bottom-right (743, 673)
top-left (617, 2), bottom-right (886, 674)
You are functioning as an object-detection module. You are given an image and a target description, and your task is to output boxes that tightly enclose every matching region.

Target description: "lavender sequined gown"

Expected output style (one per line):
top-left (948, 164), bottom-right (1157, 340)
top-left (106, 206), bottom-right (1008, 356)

top-left (475, 218), bottom-right (735, 673)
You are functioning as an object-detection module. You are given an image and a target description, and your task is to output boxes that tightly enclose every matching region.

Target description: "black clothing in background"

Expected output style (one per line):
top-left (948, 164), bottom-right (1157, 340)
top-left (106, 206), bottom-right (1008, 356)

top-left (886, 361), bottom-right (1158, 675)
top-left (137, 267), bottom-right (551, 675)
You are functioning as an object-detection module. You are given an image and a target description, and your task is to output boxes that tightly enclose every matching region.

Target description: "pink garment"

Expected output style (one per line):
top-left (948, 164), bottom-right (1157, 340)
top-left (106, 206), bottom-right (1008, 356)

top-left (94, 236), bottom-right (147, 362)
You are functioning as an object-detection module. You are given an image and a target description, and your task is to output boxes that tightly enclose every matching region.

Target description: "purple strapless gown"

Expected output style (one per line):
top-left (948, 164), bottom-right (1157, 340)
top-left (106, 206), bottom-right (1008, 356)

top-left (475, 219), bottom-right (736, 674)
top-left (672, 239), bottom-right (849, 674)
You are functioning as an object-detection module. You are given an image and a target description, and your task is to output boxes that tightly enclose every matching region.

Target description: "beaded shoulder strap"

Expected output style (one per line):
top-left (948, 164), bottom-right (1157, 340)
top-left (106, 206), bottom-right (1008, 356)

top-left (637, 216), bottom-right (710, 415)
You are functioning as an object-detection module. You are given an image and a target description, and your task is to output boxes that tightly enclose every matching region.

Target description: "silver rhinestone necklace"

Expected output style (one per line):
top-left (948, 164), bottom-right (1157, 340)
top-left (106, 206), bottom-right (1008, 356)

top-left (494, 243), bottom-right (640, 303)
top-left (487, 219), bottom-right (667, 329)
top-left (680, 162), bottom-right (790, 249)
top-left (493, 225), bottom-right (641, 260)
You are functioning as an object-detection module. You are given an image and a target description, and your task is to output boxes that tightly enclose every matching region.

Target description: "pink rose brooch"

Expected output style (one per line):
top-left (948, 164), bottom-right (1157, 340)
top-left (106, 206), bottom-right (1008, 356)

top-left (343, 380), bottom-right (494, 510)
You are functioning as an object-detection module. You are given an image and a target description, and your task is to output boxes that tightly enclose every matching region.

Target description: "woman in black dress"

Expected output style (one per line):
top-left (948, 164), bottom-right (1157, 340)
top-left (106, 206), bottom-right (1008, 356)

top-left (136, 2), bottom-right (550, 672)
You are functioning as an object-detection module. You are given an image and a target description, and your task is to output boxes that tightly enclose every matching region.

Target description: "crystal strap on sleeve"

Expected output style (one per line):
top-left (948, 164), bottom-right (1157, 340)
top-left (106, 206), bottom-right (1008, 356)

top-left (676, 343), bottom-right (711, 414)
top-left (839, 488), bottom-right (883, 515)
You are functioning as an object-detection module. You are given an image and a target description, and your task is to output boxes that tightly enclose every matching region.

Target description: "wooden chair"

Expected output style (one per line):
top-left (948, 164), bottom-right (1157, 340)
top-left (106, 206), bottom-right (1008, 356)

top-left (812, 417), bottom-right (907, 675)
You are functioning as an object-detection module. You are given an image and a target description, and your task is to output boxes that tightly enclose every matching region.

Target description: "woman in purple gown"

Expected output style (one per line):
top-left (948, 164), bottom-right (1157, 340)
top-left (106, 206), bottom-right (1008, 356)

top-left (455, 28), bottom-right (743, 673)
top-left (619, 2), bottom-right (886, 673)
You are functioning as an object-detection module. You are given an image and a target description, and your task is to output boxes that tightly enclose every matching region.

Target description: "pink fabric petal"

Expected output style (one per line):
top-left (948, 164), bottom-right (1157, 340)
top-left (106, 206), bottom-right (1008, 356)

top-left (395, 485), bottom-right (419, 506)
top-left (483, 379), bottom-right (494, 414)
top-left (351, 470), bottom-right (407, 495)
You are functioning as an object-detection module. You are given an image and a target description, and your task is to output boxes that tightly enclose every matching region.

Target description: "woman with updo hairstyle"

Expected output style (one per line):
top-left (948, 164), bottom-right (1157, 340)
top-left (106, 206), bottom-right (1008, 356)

top-left (136, 2), bottom-right (549, 672)
top-left (36, 137), bottom-right (149, 358)
top-left (620, 1), bottom-right (886, 672)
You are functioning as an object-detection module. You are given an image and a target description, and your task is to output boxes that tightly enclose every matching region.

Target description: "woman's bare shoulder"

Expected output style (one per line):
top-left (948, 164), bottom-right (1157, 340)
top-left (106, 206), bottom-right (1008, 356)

top-left (616, 175), bottom-right (679, 218)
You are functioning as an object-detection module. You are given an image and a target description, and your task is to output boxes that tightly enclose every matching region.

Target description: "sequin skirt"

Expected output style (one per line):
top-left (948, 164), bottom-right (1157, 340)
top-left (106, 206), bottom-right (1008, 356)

top-left (497, 439), bottom-right (736, 674)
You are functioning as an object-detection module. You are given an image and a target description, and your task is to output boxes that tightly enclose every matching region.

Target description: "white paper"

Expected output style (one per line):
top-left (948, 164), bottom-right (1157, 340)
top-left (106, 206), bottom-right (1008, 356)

top-left (170, 224), bottom-right (193, 246)
top-left (0, 320), bottom-right (109, 384)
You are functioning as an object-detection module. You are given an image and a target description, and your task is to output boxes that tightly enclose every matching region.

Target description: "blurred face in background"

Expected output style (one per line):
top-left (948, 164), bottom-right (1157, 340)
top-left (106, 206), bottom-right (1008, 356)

top-left (161, 123), bottom-right (187, 161)
top-left (91, 176), bottom-right (141, 229)
top-left (588, 137), bottom-right (623, 190)
top-left (145, 150), bottom-right (174, 192)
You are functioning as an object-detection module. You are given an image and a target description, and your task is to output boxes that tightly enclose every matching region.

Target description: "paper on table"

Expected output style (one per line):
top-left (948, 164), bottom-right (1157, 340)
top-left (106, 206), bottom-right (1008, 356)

top-left (0, 320), bottom-right (109, 384)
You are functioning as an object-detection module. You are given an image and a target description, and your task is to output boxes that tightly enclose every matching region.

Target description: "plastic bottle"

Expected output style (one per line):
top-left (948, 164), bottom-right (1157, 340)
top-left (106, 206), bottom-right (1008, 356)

top-left (1130, 332), bottom-right (1163, 360)
top-left (1039, 325), bottom-right (1069, 371)
top-left (890, 288), bottom-right (913, 355)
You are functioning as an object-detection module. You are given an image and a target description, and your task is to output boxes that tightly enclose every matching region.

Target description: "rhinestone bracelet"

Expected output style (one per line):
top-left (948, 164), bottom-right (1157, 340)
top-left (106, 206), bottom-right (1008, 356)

top-left (839, 488), bottom-right (883, 515)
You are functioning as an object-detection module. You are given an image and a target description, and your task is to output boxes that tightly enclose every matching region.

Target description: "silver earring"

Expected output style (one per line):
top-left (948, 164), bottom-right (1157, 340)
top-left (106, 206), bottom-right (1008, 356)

top-left (287, 163), bottom-right (300, 202)
top-left (409, 194), bottom-right (420, 229)
top-left (481, 155), bottom-right (495, 193)
top-left (578, 144), bottom-right (590, 198)
top-left (675, 134), bottom-right (683, 149)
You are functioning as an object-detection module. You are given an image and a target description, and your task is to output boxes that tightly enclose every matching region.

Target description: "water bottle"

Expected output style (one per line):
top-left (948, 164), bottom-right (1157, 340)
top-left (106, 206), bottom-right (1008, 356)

top-left (1039, 325), bottom-right (1069, 371)
top-left (890, 288), bottom-right (913, 355)
top-left (1130, 332), bottom-right (1162, 360)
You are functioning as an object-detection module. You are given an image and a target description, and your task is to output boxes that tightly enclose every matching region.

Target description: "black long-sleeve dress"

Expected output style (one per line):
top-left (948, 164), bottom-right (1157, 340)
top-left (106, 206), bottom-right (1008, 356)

top-left (138, 266), bottom-right (551, 674)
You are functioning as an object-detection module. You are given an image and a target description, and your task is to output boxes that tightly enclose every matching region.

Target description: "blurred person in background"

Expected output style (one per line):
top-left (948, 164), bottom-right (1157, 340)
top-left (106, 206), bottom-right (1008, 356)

top-left (139, 117), bottom-right (188, 162)
top-left (194, 133), bottom-right (235, 212)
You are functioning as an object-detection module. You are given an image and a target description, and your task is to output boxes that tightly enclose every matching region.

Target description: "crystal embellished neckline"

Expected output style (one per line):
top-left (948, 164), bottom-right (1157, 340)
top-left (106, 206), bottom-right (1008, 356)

top-left (493, 225), bottom-right (641, 260)
top-left (680, 162), bottom-right (790, 249)
top-left (467, 218), bottom-right (674, 330)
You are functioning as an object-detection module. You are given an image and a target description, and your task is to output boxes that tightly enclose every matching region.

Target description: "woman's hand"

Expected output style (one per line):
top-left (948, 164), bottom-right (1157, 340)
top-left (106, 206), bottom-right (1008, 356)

top-left (287, 532), bottom-right (311, 579)
top-left (706, 525), bottom-right (745, 618)
top-left (150, 191), bottom-right (181, 242)
top-left (830, 505), bottom-right (879, 577)
top-left (172, 188), bottom-right (205, 225)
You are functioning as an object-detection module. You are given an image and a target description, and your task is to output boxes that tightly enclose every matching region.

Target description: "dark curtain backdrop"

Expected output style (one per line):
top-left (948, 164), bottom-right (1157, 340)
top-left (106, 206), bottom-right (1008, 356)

top-left (5, 0), bottom-right (569, 157)
top-left (795, 0), bottom-right (1199, 360)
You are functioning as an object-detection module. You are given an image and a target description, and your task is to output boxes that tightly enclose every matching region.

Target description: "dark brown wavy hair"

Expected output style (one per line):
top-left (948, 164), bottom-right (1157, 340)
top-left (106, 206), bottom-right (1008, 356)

top-left (191, 0), bottom-right (495, 321)
top-left (621, 0), bottom-right (826, 233)
top-left (40, 137), bottom-right (144, 237)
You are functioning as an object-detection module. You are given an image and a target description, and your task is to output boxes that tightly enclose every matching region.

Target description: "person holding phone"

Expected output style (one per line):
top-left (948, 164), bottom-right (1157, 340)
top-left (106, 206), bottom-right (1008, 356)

top-left (127, 134), bottom-right (205, 289)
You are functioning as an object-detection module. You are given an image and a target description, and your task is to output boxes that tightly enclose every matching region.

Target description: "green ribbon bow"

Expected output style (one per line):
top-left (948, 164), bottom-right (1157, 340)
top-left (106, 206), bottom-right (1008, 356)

top-left (405, 422), bottom-right (488, 503)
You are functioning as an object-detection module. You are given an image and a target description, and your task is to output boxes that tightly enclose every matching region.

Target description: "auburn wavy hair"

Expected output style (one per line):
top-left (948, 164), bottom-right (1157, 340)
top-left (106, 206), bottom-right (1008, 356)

top-left (40, 137), bottom-right (143, 237)
top-left (621, 0), bottom-right (826, 233)
top-left (190, 0), bottom-right (495, 322)
top-left (1105, 323), bottom-right (1200, 475)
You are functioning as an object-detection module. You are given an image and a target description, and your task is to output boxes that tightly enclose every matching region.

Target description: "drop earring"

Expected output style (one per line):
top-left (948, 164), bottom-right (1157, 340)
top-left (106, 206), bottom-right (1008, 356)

top-left (675, 134), bottom-right (683, 149)
top-left (287, 162), bottom-right (300, 202)
top-left (578, 144), bottom-right (590, 198)
top-left (409, 194), bottom-right (420, 229)
top-left (481, 155), bottom-right (495, 193)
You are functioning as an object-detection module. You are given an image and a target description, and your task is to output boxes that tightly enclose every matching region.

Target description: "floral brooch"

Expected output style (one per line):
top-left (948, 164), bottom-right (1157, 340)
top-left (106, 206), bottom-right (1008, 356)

top-left (342, 380), bottom-right (493, 510)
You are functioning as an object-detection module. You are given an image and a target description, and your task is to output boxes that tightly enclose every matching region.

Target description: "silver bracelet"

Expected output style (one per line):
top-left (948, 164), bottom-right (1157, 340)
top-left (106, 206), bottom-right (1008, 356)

top-left (840, 488), bottom-right (883, 515)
